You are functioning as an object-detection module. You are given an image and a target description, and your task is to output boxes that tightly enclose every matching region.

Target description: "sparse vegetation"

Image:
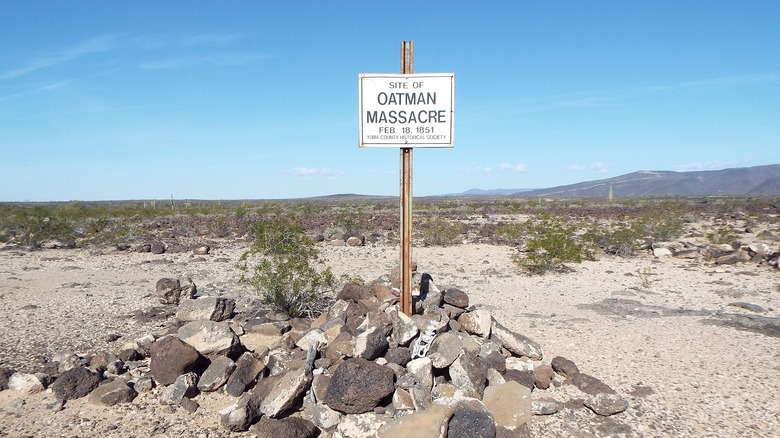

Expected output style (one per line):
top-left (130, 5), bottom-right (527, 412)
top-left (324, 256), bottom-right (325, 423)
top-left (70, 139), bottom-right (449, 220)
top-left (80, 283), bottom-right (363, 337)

top-left (706, 225), bottom-right (738, 245)
top-left (418, 216), bottom-right (462, 246)
top-left (506, 211), bottom-right (596, 275)
top-left (238, 216), bottom-right (337, 317)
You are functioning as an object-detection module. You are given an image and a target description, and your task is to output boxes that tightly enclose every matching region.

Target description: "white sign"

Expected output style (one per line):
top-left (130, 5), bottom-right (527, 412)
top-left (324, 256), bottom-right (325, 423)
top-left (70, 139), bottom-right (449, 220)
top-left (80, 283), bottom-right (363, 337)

top-left (359, 73), bottom-right (454, 148)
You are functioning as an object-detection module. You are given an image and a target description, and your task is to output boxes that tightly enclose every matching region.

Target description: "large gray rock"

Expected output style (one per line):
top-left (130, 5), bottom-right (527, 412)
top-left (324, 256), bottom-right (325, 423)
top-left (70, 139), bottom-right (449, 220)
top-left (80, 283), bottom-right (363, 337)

top-left (198, 356), bottom-right (236, 392)
top-left (159, 372), bottom-right (198, 405)
top-left (323, 358), bottom-right (395, 414)
top-left (88, 379), bottom-right (137, 406)
top-left (458, 309), bottom-right (492, 338)
top-left (177, 320), bottom-right (238, 356)
top-left (155, 277), bottom-right (193, 305)
top-left (532, 397), bottom-right (563, 415)
top-left (388, 308), bottom-right (419, 346)
top-left (149, 336), bottom-right (203, 386)
top-left (354, 326), bottom-right (389, 360)
top-left (51, 367), bottom-right (101, 400)
top-left (584, 393), bottom-right (628, 416)
top-left (219, 391), bottom-right (263, 432)
top-left (490, 320), bottom-right (543, 360)
top-left (260, 367), bottom-right (312, 418)
top-left (225, 352), bottom-right (266, 397)
top-left (428, 331), bottom-right (463, 368)
top-left (176, 296), bottom-right (235, 322)
top-left (449, 351), bottom-right (488, 399)
top-left (406, 357), bottom-right (433, 391)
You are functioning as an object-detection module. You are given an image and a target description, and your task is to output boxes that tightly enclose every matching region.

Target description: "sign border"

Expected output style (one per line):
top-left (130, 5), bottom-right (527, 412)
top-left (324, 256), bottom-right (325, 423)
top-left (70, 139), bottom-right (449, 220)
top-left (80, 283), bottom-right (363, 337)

top-left (359, 73), bottom-right (455, 148)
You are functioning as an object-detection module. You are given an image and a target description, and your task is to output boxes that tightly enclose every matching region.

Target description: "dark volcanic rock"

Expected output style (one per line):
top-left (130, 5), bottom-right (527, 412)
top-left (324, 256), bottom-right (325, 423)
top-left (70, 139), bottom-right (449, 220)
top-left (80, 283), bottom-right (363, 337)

top-left (88, 379), bottom-right (137, 406)
top-left (225, 352), bottom-right (265, 396)
top-left (551, 356), bottom-right (580, 379)
top-left (443, 288), bottom-right (470, 309)
top-left (572, 373), bottom-right (616, 395)
top-left (250, 416), bottom-right (319, 438)
top-left (52, 367), bottom-right (101, 400)
top-left (323, 358), bottom-right (395, 414)
top-left (149, 336), bottom-right (203, 386)
top-left (503, 369), bottom-right (535, 391)
top-left (447, 400), bottom-right (496, 438)
top-left (0, 367), bottom-right (13, 391)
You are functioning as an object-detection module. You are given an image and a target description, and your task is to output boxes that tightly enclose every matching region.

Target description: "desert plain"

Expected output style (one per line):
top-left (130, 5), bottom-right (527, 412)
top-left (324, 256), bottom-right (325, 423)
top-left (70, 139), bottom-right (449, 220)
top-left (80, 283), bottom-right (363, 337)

top-left (0, 197), bottom-right (778, 437)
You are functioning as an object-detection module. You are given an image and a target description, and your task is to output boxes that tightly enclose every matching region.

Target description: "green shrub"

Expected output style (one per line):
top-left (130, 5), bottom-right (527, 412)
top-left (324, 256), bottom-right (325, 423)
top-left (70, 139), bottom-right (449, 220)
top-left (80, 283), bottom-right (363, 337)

top-left (238, 216), bottom-right (336, 317)
top-left (0, 206), bottom-right (74, 248)
top-left (511, 211), bottom-right (595, 275)
top-left (419, 216), bottom-right (461, 246)
top-left (640, 206), bottom-right (686, 242)
top-left (585, 220), bottom-right (645, 257)
top-left (706, 225), bottom-right (738, 245)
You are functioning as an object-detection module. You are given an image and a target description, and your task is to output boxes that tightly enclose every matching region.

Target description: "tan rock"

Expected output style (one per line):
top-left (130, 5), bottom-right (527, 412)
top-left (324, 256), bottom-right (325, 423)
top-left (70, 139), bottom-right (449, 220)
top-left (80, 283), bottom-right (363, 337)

top-left (482, 381), bottom-right (531, 431)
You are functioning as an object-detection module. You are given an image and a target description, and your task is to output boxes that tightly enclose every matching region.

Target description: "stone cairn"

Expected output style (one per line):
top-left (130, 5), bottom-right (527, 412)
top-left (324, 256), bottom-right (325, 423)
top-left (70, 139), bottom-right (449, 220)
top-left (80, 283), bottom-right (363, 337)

top-left (1, 274), bottom-right (629, 437)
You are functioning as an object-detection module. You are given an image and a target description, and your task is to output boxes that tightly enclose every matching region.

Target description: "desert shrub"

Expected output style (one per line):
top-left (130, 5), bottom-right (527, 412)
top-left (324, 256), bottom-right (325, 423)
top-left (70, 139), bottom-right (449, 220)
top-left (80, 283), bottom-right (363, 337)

top-left (323, 208), bottom-right (368, 240)
top-left (238, 216), bottom-right (336, 317)
top-left (419, 216), bottom-right (461, 246)
top-left (0, 206), bottom-right (74, 248)
top-left (510, 211), bottom-right (595, 275)
top-left (706, 225), bottom-right (738, 245)
top-left (585, 220), bottom-right (645, 257)
top-left (208, 216), bottom-right (232, 238)
top-left (640, 205), bottom-right (686, 241)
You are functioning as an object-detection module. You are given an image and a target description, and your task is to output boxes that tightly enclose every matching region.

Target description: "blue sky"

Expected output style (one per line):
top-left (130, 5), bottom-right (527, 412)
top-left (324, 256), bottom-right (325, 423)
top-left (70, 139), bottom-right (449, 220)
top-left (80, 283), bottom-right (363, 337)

top-left (1, 1), bottom-right (779, 201)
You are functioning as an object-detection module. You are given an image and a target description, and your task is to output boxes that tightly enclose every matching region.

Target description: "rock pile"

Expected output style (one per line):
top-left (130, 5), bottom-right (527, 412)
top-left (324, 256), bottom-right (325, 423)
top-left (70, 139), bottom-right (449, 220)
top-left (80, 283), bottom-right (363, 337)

top-left (655, 241), bottom-right (779, 269)
top-left (1, 274), bottom-right (628, 437)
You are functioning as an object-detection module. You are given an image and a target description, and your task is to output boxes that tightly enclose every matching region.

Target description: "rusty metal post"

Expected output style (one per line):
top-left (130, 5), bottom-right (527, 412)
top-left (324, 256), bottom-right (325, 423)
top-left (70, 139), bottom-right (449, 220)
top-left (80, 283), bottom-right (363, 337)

top-left (400, 41), bottom-right (414, 316)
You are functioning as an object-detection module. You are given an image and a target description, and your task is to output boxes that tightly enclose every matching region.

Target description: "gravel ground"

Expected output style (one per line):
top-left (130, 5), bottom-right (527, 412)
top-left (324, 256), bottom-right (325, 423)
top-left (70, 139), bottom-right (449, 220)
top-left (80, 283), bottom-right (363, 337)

top-left (0, 240), bottom-right (778, 437)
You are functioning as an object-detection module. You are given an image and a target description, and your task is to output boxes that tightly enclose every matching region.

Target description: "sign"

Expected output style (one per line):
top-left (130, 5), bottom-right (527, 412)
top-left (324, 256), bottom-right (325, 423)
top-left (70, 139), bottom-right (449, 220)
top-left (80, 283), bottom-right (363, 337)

top-left (359, 73), bottom-right (454, 148)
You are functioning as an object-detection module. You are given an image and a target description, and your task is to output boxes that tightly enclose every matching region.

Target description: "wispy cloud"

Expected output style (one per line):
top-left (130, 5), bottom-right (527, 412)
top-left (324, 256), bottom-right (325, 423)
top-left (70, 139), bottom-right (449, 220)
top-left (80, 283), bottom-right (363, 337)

top-left (500, 71), bottom-right (780, 115)
top-left (590, 162), bottom-right (610, 173)
top-left (290, 167), bottom-right (344, 179)
top-left (498, 162), bottom-right (529, 172)
top-left (179, 33), bottom-right (248, 48)
top-left (0, 35), bottom-right (118, 80)
top-left (567, 164), bottom-right (586, 171)
top-left (0, 81), bottom-right (67, 102)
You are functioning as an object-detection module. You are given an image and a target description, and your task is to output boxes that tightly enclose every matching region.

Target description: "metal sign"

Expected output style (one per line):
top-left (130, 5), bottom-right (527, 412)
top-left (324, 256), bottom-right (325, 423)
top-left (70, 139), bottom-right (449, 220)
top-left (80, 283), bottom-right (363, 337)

top-left (359, 73), bottom-right (455, 148)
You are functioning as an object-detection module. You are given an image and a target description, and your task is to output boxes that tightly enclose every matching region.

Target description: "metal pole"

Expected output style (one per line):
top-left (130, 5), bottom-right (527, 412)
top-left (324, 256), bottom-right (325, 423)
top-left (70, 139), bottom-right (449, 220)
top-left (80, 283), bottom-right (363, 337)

top-left (400, 41), bottom-right (414, 316)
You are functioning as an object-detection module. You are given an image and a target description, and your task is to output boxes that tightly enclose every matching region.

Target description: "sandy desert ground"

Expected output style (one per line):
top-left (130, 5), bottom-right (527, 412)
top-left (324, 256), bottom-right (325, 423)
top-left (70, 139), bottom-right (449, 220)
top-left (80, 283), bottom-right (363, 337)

top-left (0, 235), bottom-right (778, 437)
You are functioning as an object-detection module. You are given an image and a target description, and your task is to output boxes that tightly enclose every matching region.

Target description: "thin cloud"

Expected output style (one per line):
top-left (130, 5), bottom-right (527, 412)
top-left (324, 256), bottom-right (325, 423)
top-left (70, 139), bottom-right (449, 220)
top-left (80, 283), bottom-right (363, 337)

top-left (502, 71), bottom-right (780, 115)
top-left (0, 81), bottom-right (67, 102)
top-left (290, 167), bottom-right (344, 179)
top-left (567, 164), bottom-right (585, 171)
top-left (179, 32), bottom-right (248, 48)
top-left (499, 162), bottom-right (529, 172)
top-left (0, 35), bottom-right (119, 80)
top-left (591, 162), bottom-right (610, 173)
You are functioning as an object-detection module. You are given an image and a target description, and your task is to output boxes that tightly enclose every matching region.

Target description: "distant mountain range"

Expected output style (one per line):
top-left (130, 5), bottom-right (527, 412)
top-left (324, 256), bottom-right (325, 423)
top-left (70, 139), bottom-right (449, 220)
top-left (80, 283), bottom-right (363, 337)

top-left (454, 164), bottom-right (780, 197)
